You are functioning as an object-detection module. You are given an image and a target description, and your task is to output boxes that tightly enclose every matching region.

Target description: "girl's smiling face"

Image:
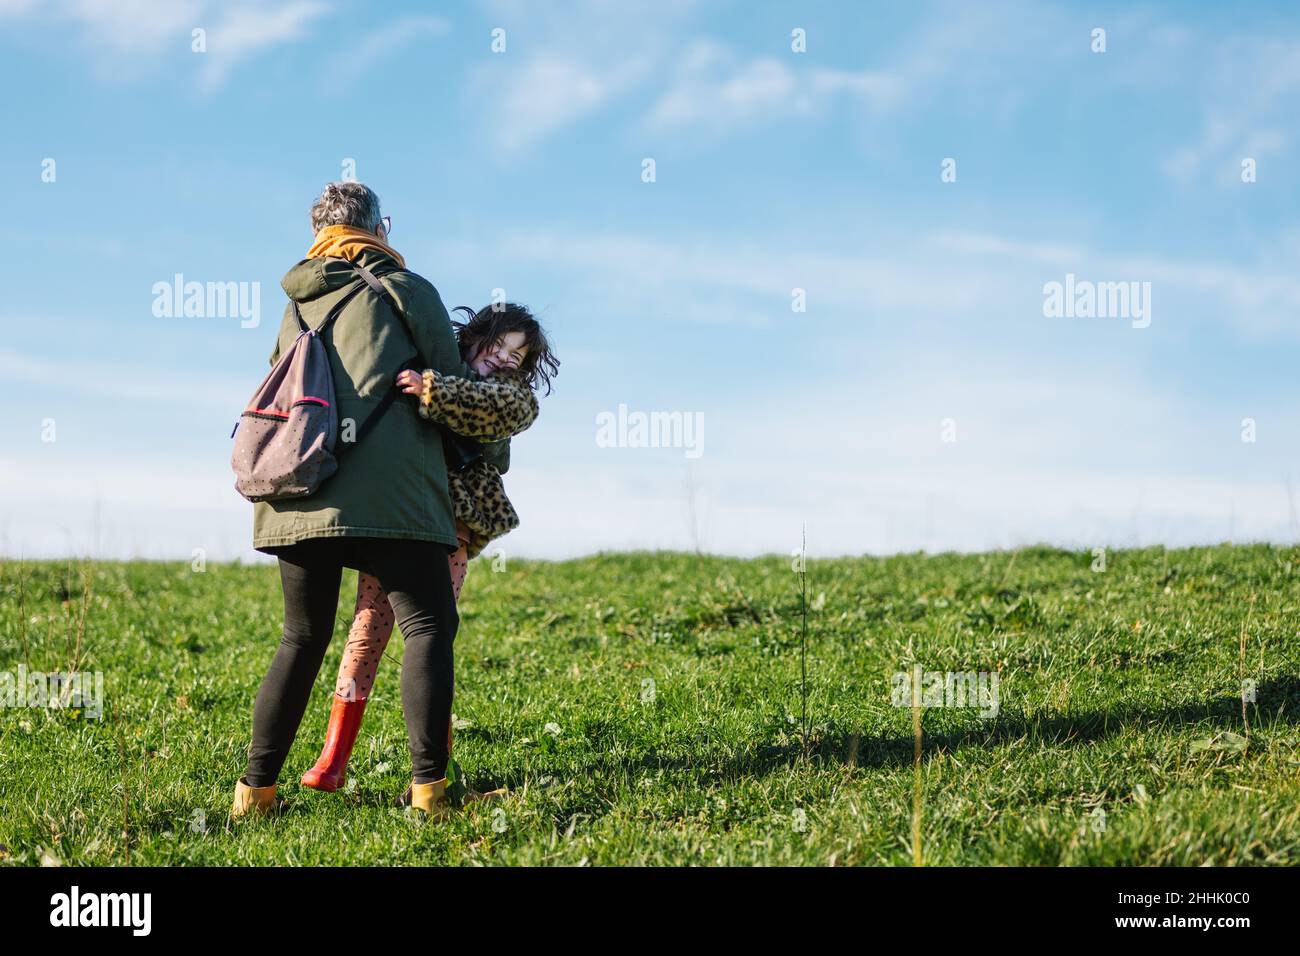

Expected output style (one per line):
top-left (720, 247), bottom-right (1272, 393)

top-left (470, 330), bottom-right (529, 376)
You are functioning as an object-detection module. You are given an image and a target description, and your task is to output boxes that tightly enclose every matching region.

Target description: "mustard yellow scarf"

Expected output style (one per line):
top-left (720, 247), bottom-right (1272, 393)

top-left (306, 224), bottom-right (406, 269)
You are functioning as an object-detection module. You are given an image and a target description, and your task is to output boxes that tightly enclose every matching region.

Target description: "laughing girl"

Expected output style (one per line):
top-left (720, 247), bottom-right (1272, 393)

top-left (300, 302), bottom-right (558, 814)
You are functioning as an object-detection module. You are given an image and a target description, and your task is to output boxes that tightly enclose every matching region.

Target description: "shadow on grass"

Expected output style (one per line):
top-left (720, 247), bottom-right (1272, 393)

top-left (190, 676), bottom-right (1298, 828)
top-left (538, 674), bottom-right (1300, 804)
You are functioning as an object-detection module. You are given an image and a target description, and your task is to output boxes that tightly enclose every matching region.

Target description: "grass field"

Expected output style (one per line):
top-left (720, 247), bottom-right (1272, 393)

top-left (2, 544), bottom-right (1298, 866)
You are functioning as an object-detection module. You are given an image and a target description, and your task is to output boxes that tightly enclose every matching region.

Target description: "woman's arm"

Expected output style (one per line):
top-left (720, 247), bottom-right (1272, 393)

top-left (481, 437), bottom-right (511, 475)
top-left (399, 368), bottom-right (539, 440)
top-left (387, 273), bottom-right (474, 380)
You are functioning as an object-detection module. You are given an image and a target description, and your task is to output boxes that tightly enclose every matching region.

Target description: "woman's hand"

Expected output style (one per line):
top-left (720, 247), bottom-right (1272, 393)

top-left (397, 369), bottom-right (431, 395)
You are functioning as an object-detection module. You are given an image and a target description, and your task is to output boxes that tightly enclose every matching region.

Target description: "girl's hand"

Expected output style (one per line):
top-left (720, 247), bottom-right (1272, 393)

top-left (397, 369), bottom-right (429, 395)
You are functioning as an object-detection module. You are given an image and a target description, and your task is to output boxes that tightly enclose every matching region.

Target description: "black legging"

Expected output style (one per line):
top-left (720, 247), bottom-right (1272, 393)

top-left (243, 536), bottom-right (459, 788)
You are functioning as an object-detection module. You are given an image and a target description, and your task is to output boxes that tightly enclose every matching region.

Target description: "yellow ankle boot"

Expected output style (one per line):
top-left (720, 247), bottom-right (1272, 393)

top-left (231, 777), bottom-right (278, 819)
top-left (407, 778), bottom-right (451, 818)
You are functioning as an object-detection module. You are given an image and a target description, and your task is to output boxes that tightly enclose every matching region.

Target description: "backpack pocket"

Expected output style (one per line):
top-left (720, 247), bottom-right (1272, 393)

top-left (233, 399), bottom-right (338, 502)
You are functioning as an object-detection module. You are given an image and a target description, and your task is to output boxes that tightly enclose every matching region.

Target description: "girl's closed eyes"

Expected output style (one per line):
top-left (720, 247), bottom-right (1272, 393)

top-left (396, 331), bottom-right (530, 396)
top-left (471, 330), bottom-right (528, 376)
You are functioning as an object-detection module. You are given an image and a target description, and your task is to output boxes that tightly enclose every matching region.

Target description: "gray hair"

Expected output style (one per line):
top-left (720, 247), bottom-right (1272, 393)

top-left (309, 181), bottom-right (382, 234)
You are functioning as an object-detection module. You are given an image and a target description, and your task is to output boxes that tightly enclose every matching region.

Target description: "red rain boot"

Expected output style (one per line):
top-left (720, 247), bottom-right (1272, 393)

top-left (300, 695), bottom-right (367, 792)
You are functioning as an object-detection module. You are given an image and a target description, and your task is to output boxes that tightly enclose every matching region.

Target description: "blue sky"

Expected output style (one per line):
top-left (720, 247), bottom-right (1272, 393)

top-left (2, 0), bottom-right (1298, 561)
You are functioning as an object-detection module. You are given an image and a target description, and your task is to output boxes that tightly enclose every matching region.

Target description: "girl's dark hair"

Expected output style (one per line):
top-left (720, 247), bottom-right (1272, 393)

top-left (451, 302), bottom-right (559, 395)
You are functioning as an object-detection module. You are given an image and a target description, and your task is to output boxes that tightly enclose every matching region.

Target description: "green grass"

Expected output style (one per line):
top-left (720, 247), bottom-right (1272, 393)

top-left (2, 544), bottom-right (1298, 866)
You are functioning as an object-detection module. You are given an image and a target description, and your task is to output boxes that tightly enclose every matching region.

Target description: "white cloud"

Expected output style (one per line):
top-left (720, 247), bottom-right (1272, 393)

top-left (483, 229), bottom-right (987, 315)
top-left (433, 221), bottom-right (1300, 339)
top-left (0, 348), bottom-right (247, 410)
top-left (646, 38), bottom-right (901, 134)
top-left (496, 463), bottom-right (1299, 560)
top-left (463, 2), bottom-right (1067, 152)
top-left (197, 1), bottom-right (330, 92)
top-left (492, 364), bottom-right (1300, 559)
top-left (929, 231), bottom-right (1087, 265)
top-left (934, 228), bottom-right (1300, 338)
top-left (465, 0), bottom-right (699, 152)
top-left (328, 14), bottom-right (449, 85)
top-left (0, 454), bottom-right (253, 561)
top-left (9, 212), bottom-right (1300, 562)
top-left (0, 0), bottom-right (330, 89)
top-left (637, 3), bottom-right (1084, 141)
top-left (60, 0), bottom-right (204, 55)
top-left (1162, 37), bottom-right (1300, 186)
top-left (479, 54), bottom-right (649, 152)
top-left (7, 359), bottom-right (1296, 562)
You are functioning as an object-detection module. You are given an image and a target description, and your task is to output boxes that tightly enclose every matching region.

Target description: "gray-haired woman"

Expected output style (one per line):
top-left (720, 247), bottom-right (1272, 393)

top-left (231, 181), bottom-right (471, 818)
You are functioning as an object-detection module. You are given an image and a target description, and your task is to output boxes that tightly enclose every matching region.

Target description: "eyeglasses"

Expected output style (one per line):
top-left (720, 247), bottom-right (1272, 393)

top-left (380, 215), bottom-right (392, 238)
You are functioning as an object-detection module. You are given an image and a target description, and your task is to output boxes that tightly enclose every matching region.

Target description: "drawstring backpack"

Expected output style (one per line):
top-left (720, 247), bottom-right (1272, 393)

top-left (230, 260), bottom-right (481, 502)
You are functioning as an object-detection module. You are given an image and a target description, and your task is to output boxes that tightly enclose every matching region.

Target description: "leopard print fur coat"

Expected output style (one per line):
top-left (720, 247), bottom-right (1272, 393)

top-left (417, 368), bottom-right (539, 558)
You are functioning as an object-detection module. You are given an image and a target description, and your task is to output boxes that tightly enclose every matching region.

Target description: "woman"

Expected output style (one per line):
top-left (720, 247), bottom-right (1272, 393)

top-left (232, 181), bottom-right (472, 819)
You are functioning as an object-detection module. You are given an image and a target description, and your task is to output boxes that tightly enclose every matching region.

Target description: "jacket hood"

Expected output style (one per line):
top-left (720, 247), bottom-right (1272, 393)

top-left (280, 247), bottom-right (401, 303)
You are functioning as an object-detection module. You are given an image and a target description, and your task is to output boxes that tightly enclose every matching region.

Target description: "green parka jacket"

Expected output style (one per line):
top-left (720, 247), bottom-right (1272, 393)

top-left (251, 248), bottom-right (472, 554)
